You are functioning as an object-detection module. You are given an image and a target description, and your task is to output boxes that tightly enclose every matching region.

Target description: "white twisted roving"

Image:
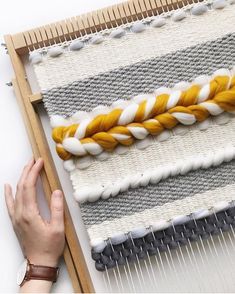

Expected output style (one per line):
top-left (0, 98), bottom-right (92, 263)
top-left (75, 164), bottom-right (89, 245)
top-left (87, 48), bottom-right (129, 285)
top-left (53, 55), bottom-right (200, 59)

top-left (74, 144), bottom-right (235, 203)
top-left (91, 199), bottom-right (234, 252)
top-left (53, 69), bottom-right (233, 159)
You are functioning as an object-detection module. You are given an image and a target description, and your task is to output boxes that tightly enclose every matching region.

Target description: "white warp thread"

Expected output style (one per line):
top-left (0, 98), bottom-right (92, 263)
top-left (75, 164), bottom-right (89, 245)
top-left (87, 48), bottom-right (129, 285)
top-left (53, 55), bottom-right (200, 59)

top-left (71, 115), bottom-right (235, 203)
top-left (87, 183), bottom-right (235, 241)
top-left (33, 6), bottom-right (235, 91)
top-left (30, 0), bottom-right (216, 65)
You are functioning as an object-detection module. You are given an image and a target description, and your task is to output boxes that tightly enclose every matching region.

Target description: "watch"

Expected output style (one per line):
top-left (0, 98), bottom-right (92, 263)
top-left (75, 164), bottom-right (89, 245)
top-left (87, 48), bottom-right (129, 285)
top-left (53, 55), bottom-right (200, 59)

top-left (17, 259), bottom-right (59, 286)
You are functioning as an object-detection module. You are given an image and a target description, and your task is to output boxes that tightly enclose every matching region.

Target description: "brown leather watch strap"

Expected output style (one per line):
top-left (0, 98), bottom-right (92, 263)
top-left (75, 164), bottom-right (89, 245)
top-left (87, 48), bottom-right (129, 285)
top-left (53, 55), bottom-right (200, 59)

top-left (25, 262), bottom-right (59, 283)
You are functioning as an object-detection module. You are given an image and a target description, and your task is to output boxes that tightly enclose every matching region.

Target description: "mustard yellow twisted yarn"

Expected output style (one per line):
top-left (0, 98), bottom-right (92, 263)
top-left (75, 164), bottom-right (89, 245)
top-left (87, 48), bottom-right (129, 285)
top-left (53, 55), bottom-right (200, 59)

top-left (52, 75), bottom-right (235, 160)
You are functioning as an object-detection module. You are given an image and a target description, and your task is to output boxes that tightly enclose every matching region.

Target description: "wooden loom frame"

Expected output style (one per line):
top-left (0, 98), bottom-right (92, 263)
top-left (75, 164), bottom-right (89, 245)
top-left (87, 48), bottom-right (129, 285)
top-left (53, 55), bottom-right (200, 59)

top-left (4, 0), bottom-right (199, 291)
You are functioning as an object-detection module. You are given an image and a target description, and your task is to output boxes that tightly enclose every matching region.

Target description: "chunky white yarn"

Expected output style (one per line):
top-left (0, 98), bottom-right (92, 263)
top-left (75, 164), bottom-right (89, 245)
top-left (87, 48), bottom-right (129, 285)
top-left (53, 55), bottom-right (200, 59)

top-left (91, 197), bottom-right (234, 251)
top-left (63, 113), bottom-right (232, 171)
top-left (30, 0), bottom-right (226, 66)
top-left (34, 6), bottom-right (235, 91)
top-left (172, 10), bottom-right (187, 22)
top-left (110, 28), bottom-right (126, 38)
top-left (191, 3), bottom-right (209, 15)
top-left (89, 185), bottom-right (235, 245)
top-left (52, 68), bottom-right (233, 159)
top-left (74, 144), bottom-right (235, 203)
top-left (151, 16), bottom-right (166, 28)
top-left (29, 51), bottom-right (43, 64)
top-left (48, 46), bottom-right (63, 57)
top-left (59, 101), bottom-right (228, 158)
top-left (212, 0), bottom-right (227, 9)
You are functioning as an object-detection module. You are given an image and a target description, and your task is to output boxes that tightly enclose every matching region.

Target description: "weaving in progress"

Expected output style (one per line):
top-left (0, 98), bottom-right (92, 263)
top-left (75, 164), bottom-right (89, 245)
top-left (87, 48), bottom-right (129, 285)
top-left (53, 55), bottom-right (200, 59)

top-left (29, 0), bottom-right (235, 290)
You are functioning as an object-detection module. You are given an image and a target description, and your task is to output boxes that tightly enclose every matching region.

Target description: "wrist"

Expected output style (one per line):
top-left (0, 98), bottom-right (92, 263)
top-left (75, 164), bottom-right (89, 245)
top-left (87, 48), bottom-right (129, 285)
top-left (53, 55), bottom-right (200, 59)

top-left (20, 279), bottom-right (53, 293)
top-left (27, 255), bottom-right (59, 267)
top-left (17, 258), bottom-right (59, 289)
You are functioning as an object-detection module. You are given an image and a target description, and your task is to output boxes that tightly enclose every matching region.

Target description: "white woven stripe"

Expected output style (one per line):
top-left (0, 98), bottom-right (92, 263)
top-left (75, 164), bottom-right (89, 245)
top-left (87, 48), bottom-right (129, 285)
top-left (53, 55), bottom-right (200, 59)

top-left (70, 115), bottom-right (235, 200)
top-left (87, 184), bottom-right (235, 241)
top-left (34, 7), bottom-right (235, 91)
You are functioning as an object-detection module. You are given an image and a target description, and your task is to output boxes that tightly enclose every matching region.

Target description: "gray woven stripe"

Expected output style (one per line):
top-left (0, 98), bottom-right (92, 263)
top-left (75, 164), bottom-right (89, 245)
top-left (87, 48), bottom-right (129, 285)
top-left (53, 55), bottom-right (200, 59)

top-left (80, 160), bottom-right (235, 227)
top-left (42, 33), bottom-right (235, 117)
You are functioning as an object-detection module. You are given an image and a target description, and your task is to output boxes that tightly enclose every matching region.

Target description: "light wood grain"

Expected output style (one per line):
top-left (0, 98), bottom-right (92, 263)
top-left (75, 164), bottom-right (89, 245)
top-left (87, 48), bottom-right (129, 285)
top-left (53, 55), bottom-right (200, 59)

top-left (5, 35), bottom-right (94, 293)
top-left (11, 0), bottom-right (200, 54)
top-left (29, 93), bottom-right (42, 104)
top-left (5, 0), bottom-right (205, 291)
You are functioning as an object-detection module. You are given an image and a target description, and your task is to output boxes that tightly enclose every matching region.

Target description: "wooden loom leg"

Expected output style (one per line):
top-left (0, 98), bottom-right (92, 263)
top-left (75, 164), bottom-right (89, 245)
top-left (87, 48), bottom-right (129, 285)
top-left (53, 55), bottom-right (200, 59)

top-left (5, 35), bottom-right (94, 293)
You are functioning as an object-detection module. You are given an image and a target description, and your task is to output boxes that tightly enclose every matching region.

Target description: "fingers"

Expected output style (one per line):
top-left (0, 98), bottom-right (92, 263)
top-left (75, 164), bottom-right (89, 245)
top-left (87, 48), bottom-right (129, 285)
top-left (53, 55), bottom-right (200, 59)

top-left (24, 158), bottom-right (44, 188)
top-left (17, 158), bottom-right (35, 191)
top-left (15, 158), bottom-right (35, 210)
top-left (50, 190), bottom-right (64, 230)
top-left (22, 158), bottom-right (44, 211)
top-left (4, 184), bottom-right (15, 220)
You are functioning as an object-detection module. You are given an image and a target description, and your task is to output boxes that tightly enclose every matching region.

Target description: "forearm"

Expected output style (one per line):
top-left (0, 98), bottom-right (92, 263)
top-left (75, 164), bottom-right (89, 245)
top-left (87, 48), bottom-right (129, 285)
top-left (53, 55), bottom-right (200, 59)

top-left (20, 280), bottom-right (52, 293)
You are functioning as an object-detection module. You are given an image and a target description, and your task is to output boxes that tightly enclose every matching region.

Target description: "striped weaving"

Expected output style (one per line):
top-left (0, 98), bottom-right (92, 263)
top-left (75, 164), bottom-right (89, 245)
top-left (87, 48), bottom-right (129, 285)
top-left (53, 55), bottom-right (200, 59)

top-left (31, 0), bottom-right (235, 270)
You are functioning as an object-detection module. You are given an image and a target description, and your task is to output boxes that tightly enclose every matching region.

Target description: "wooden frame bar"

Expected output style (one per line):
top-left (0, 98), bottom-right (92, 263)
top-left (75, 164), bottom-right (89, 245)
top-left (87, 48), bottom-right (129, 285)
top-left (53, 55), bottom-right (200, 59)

top-left (9, 0), bottom-right (200, 55)
top-left (4, 35), bottom-right (94, 293)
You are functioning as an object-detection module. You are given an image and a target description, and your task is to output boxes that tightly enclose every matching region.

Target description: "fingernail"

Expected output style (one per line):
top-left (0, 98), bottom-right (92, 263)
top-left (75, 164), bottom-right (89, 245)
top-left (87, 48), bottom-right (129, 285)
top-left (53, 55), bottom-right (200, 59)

top-left (36, 158), bottom-right (43, 164)
top-left (54, 190), bottom-right (62, 198)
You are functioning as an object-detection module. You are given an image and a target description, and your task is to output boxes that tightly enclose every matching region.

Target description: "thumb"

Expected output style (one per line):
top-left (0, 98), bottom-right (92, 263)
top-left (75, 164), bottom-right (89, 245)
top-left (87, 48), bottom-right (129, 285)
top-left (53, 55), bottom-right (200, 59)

top-left (50, 190), bottom-right (64, 229)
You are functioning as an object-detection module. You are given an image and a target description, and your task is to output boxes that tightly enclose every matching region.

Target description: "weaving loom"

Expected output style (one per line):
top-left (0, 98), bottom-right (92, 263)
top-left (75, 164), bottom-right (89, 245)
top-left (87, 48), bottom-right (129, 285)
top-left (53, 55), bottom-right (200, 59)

top-left (5, 0), bottom-right (235, 292)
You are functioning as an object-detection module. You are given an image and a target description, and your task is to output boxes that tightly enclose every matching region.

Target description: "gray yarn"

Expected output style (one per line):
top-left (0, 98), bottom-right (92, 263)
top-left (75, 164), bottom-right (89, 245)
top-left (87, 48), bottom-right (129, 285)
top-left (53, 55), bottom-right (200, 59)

top-left (93, 206), bottom-right (235, 271)
top-left (80, 159), bottom-right (235, 227)
top-left (42, 33), bottom-right (235, 117)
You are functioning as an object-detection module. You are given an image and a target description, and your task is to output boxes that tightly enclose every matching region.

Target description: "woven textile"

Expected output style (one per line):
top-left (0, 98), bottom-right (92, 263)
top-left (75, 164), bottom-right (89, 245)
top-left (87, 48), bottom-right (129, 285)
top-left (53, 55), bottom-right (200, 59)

top-left (87, 184), bottom-right (235, 241)
top-left (34, 6), bottom-right (235, 91)
top-left (70, 115), bottom-right (235, 202)
top-left (42, 33), bottom-right (235, 117)
top-left (32, 1), bottom-right (235, 262)
top-left (80, 159), bottom-right (235, 227)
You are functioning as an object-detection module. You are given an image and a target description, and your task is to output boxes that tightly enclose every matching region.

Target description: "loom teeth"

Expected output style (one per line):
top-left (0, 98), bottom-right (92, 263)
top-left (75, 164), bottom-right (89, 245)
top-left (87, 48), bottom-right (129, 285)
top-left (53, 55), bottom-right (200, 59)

top-left (28, 0), bottom-right (231, 64)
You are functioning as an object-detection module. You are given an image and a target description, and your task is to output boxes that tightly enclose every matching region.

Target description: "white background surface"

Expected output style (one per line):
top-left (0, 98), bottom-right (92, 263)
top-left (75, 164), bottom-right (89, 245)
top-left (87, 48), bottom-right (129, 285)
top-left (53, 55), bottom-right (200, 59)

top-left (2, 1), bottom-right (235, 293)
top-left (0, 1), bottom-right (121, 292)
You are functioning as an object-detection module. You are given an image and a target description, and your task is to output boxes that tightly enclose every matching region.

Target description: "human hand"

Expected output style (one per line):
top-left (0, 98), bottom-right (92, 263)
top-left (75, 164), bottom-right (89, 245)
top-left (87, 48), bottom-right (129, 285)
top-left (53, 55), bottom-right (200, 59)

top-left (4, 158), bottom-right (65, 268)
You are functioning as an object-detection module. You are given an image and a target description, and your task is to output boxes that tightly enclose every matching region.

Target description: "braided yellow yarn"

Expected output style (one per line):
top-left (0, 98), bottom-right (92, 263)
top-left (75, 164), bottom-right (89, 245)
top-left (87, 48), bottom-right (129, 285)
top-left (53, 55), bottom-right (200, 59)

top-left (52, 75), bottom-right (235, 160)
